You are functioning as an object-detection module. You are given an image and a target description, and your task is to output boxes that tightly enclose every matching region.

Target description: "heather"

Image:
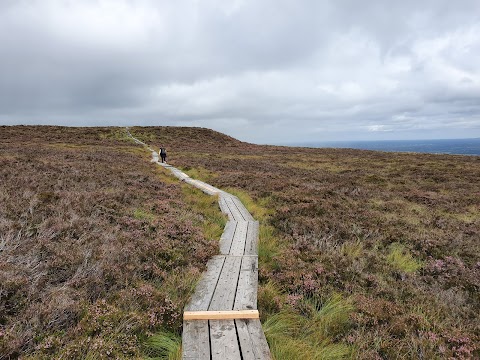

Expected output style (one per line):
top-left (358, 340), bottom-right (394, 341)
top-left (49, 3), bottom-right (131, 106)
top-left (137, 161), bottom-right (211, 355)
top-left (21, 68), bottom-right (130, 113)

top-left (132, 126), bottom-right (480, 359)
top-left (0, 126), bottom-right (222, 358)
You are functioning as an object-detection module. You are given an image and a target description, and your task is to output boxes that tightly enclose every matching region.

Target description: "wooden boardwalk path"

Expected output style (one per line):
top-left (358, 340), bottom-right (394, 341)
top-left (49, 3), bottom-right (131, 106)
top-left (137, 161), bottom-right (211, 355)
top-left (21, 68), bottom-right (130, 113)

top-left (126, 130), bottom-right (271, 359)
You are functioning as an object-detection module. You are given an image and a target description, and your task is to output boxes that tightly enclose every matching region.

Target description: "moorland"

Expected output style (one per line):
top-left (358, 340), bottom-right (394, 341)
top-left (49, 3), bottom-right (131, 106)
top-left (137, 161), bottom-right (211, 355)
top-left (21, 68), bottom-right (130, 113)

top-left (1, 125), bottom-right (479, 359)
top-left (131, 126), bottom-right (479, 359)
top-left (0, 126), bottom-right (224, 359)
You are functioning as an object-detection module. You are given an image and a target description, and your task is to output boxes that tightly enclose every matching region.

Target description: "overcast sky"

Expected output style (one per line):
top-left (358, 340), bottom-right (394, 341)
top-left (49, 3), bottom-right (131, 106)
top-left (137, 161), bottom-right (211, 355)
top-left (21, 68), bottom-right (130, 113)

top-left (1, 0), bottom-right (480, 143)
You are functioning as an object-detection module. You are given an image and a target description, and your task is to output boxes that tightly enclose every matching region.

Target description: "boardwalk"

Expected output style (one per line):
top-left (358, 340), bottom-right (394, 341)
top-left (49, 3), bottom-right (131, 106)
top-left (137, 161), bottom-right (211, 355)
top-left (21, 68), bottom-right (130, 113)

top-left (126, 130), bottom-right (271, 359)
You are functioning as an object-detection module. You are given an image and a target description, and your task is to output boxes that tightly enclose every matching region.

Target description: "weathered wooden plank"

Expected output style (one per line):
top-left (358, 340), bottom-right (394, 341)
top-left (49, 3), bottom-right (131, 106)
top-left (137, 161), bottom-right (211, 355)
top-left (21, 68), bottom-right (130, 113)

top-left (224, 196), bottom-right (245, 222)
top-left (188, 179), bottom-right (219, 195)
top-left (229, 221), bottom-right (248, 256)
top-left (209, 256), bottom-right (242, 311)
top-left (220, 221), bottom-right (236, 255)
top-left (246, 319), bottom-right (271, 359)
top-left (195, 180), bottom-right (221, 194)
top-left (210, 320), bottom-right (242, 360)
top-left (235, 319), bottom-right (256, 360)
top-left (185, 256), bottom-right (225, 311)
top-left (184, 310), bottom-right (259, 320)
top-left (219, 196), bottom-right (236, 220)
top-left (244, 221), bottom-right (260, 256)
top-left (182, 320), bottom-right (210, 359)
top-left (235, 319), bottom-right (271, 360)
top-left (233, 256), bottom-right (258, 311)
top-left (231, 196), bottom-right (255, 221)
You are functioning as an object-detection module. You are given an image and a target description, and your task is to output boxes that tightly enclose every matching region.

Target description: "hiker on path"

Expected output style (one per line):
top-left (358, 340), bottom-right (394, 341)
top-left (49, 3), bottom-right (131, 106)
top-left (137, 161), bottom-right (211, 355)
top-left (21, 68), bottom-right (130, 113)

top-left (159, 146), bottom-right (167, 163)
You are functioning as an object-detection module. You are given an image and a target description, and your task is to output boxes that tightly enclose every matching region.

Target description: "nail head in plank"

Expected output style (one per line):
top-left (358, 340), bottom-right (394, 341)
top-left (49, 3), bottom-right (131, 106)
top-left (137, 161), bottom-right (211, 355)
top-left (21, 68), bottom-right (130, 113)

top-left (184, 310), bottom-right (259, 320)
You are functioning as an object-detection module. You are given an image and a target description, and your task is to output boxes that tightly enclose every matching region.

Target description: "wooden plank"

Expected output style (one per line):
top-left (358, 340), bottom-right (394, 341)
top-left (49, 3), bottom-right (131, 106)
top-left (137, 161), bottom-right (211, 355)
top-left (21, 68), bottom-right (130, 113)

top-left (231, 196), bottom-right (255, 221)
top-left (184, 310), bottom-right (259, 320)
top-left (229, 221), bottom-right (248, 256)
top-left (182, 320), bottom-right (210, 359)
top-left (185, 256), bottom-right (225, 311)
top-left (234, 256), bottom-right (258, 311)
top-left (224, 196), bottom-right (245, 222)
top-left (220, 221), bottom-right (236, 255)
top-left (195, 180), bottom-right (221, 194)
top-left (246, 319), bottom-right (272, 359)
top-left (210, 320), bottom-right (242, 360)
top-left (235, 320), bottom-right (260, 360)
top-left (244, 221), bottom-right (259, 256)
top-left (209, 256), bottom-right (242, 311)
top-left (219, 196), bottom-right (235, 220)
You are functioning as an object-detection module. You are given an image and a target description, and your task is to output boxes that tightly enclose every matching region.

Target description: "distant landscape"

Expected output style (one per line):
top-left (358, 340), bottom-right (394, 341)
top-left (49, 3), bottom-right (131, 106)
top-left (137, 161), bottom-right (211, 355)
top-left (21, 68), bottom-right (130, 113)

top-left (288, 138), bottom-right (480, 156)
top-left (1, 126), bottom-right (479, 359)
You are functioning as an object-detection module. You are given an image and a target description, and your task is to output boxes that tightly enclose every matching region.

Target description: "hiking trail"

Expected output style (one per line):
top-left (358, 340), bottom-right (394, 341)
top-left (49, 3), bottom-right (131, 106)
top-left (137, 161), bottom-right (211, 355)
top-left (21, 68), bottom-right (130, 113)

top-left (126, 129), bottom-right (271, 359)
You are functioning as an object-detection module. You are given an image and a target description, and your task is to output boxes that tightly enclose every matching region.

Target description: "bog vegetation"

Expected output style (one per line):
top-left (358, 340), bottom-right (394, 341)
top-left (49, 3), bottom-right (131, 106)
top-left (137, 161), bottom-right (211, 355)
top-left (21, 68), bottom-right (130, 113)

top-left (1, 125), bottom-right (479, 359)
top-left (131, 126), bottom-right (480, 359)
top-left (0, 126), bottom-right (223, 359)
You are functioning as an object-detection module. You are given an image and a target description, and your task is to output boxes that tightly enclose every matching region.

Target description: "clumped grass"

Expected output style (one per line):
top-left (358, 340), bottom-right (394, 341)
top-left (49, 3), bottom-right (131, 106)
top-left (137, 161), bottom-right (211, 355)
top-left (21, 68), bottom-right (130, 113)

top-left (144, 331), bottom-right (182, 360)
top-left (387, 243), bottom-right (423, 273)
top-left (263, 294), bottom-right (354, 360)
top-left (341, 240), bottom-right (364, 260)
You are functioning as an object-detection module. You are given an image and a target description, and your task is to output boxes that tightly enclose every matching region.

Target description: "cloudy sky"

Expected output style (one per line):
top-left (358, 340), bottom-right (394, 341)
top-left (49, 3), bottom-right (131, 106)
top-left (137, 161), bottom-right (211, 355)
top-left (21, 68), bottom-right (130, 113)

top-left (1, 0), bottom-right (480, 143)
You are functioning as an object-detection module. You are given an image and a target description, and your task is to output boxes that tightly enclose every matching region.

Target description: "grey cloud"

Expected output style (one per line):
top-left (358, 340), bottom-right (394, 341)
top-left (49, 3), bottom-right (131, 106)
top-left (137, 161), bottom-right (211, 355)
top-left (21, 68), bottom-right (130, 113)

top-left (1, 0), bottom-right (480, 143)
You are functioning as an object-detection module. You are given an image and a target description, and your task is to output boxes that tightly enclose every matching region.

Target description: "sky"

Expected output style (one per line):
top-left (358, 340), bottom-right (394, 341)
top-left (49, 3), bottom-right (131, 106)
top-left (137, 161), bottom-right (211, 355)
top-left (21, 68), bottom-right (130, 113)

top-left (1, 0), bottom-right (480, 144)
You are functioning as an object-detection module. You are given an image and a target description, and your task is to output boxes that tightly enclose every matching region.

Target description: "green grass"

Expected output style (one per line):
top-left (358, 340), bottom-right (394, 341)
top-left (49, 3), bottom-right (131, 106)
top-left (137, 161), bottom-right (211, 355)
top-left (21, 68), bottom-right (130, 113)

top-left (144, 331), bottom-right (182, 360)
top-left (263, 294), bottom-right (354, 360)
top-left (133, 208), bottom-right (156, 222)
top-left (386, 243), bottom-right (423, 273)
top-left (181, 185), bottom-right (226, 241)
top-left (225, 187), bottom-right (273, 221)
top-left (183, 166), bottom-right (218, 183)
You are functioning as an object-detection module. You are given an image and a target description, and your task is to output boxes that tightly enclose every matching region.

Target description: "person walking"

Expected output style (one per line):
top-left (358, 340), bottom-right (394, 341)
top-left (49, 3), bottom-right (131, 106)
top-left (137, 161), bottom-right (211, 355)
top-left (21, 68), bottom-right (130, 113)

top-left (159, 146), bottom-right (167, 163)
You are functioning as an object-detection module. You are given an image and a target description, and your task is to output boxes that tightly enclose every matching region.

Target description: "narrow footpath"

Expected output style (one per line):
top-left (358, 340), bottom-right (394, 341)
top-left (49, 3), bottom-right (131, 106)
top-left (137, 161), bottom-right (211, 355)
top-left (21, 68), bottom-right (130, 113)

top-left (126, 129), bottom-right (271, 359)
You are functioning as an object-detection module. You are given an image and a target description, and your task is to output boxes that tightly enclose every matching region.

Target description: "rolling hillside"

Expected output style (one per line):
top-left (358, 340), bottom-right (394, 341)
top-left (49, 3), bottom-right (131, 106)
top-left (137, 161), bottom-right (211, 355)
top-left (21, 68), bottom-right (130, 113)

top-left (1, 125), bottom-right (479, 359)
top-left (0, 126), bottom-right (223, 359)
top-left (131, 126), bottom-right (480, 359)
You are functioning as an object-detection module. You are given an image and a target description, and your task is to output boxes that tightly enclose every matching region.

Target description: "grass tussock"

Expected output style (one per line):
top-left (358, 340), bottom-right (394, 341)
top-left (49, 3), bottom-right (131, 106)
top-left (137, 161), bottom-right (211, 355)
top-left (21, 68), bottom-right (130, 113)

top-left (387, 242), bottom-right (423, 273)
top-left (263, 294), bottom-right (354, 360)
top-left (144, 331), bottom-right (182, 360)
